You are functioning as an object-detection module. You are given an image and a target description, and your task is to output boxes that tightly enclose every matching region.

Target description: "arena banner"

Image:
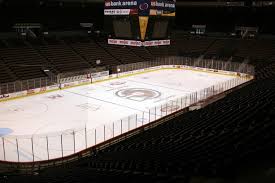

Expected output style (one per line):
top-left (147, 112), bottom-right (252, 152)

top-left (92, 76), bottom-right (109, 82)
top-left (91, 71), bottom-right (109, 78)
top-left (105, 0), bottom-right (138, 9)
top-left (143, 39), bottom-right (170, 46)
top-left (46, 85), bottom-right (59, 91)
top-left (104, 9), bottom-right (132, 15)
top-left (60, 74), bottom-right (91, 85)
top-left (61, 81), bottom-right (79, 89)
top-left (0, 87), bottom-right (51, 102)
top-left (139, 16), bottom-right (149, 40)
top-left (109, 74), bottom-right (117, 79)
top-left (108, 39), bottom-right (170, 46)
top-left (91, 71), bottom-right (110, 82)
top-left (104, 0), bottom-right (138, 15)
top-left (150, 0), bottom-right (176, 16)
top-left (108, 39), bottom-right (143, 46)
top-left (27, 89), bottom-right (35, 95)
top-left (40, 87), bottom-right (47, 92)
top-left (104, 0), bottom-right (175, 16)
top-left (9, 91), bottom-right (27, 99)
top-left (78, 79), bottom-right (91, 85)
top-left (0, 94), bottom-right (11, 101)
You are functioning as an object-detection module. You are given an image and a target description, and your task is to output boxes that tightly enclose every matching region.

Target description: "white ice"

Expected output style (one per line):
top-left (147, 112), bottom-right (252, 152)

top-left (0, 69), bottom-right (238, 162)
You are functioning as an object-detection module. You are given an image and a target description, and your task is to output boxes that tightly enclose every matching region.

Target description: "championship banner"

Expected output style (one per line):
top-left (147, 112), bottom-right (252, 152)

top-left (139, 16), bottom-right (149, 41)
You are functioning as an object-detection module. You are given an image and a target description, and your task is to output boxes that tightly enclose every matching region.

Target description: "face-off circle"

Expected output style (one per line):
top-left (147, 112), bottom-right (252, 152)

top-left (115, 88), bottom-right (161, 102)
top-left (0, 103), bottom-right (49, 118)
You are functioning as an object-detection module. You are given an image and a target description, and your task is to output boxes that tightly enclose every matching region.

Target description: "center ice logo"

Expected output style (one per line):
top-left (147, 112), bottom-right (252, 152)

top-left (115, 88), bottom-right (161, 102)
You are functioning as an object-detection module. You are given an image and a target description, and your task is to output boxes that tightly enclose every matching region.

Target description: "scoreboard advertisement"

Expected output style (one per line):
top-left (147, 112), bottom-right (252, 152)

top-left (104, 0), bottom-right (176, 46)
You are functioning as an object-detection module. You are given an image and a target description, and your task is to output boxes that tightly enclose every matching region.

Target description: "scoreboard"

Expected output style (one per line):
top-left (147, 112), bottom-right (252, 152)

top-left (104, 0), bottom-right (176, 46)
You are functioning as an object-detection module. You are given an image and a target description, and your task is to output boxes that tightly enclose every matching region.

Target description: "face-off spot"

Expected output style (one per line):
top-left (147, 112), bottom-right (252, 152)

top-left (76, 103), bottom-right (101, 111)
top-left (46, 94), bottom-right (64, 100)
top-left (109, 81), bottom-right (127, 86)
top-left (3, 103), bottom-right (48, 117)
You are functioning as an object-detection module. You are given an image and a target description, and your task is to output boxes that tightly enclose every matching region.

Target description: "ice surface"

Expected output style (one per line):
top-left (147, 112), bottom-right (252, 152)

top-left (0, 69), bottom-right (238, 162)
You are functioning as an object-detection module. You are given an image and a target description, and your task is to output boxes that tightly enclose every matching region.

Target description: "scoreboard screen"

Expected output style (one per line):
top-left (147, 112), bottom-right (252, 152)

top-left (104, 0), bottom-right (176, 46)
top-left (113, 18), bottom-right (132, 38)
top-left (152, 19), bottom-right (169, 39)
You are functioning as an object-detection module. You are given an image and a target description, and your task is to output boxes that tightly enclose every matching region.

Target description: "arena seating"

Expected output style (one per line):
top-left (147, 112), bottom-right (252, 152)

top-left (0, 58), bottom-right (16, 83)
top-left (36, 37), bottom-right (91, 73)
top-left (255, 57), bottom-right (275, 79)
top-left (1, 34), bottom-right (275, 182)
top-left (78, 79), bottom-right (275, 174)
top-left (128, 46), bottom-right (154, 61)
top-left (97, 40), bottom-right (143, 64)
top-left (234, 40), bottom-right (275, 60)
top-left (204, 39), bottom-right (238, 59)
top-left (1, 34), bottom-right (275, 85)
top-left (176, 36), bottom-right (216, 57)
top-left (4, 166), bottom-right (182, 183)
top-left (63, 36), bottom-right (120, 67)
top-left (4, 78), bottom-right (275, 183)
top-left (0, 47), bottom-right (47, 80)
top-left (146, 41), bottom-right (178, 57)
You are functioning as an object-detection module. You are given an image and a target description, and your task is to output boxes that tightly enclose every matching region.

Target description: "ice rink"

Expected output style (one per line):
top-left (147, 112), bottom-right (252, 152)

top-left (0, 69), bottom-right (240, 162)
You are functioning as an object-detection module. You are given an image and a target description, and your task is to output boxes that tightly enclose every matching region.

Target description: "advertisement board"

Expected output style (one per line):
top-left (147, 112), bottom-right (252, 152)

top-left (104, 0), bottom-right (175, 16)
top-left (108, 39), bottom-right (170, 46)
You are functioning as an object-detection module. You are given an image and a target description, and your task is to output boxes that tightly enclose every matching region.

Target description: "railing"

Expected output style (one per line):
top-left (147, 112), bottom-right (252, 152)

top-left (0, 76), bottom-right (57, 95)
top-left (115, 56), bottom-right (255, 76)
top-left (0, 57), bottom-right (254, 95)
top-left (0, 57), bottom-right (254, 164)
top-left (0, 67), bottom-right (108, 96)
